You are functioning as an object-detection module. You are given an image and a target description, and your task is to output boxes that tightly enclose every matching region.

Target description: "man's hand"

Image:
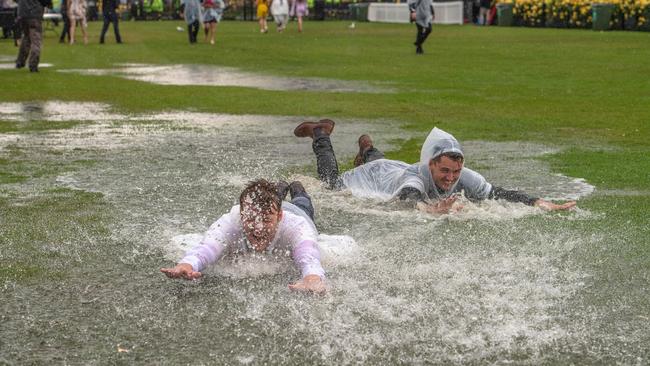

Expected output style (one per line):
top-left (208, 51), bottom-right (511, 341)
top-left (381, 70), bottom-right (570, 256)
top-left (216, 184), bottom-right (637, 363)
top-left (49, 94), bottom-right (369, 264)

top-left (410, 11), bottom-right (416, 22)
top-left (417, 195), bottom-right (462, 215)
top-left (535, 199), bottom-right (577, 211)
top-left (288, 274), bottom-right (327, 294)
top-left (160, 263), bottom-right (202, 280)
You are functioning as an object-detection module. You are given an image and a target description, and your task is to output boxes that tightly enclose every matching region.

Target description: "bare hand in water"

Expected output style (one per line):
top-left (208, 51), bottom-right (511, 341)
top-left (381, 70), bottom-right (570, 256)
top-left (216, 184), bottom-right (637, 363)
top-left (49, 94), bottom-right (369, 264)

top-left (417, 195), bottom-right (462, 215)
top-left (288, 274), bottom-right (327, 294)
top-left (160, 263), bottom-right (202, 280)
top-left (535, 199), bottom-right (577, 211)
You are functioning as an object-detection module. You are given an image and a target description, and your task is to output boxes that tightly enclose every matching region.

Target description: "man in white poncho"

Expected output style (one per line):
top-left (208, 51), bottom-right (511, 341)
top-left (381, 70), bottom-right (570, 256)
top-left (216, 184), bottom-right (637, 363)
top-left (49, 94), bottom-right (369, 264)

top-left (294, 119), bottom-right (576, 214)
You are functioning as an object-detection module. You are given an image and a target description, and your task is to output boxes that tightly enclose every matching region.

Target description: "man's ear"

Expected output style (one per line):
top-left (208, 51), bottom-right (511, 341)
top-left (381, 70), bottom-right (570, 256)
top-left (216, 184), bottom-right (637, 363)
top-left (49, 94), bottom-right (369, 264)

top-left (277, 209), bottom-right (283, 221)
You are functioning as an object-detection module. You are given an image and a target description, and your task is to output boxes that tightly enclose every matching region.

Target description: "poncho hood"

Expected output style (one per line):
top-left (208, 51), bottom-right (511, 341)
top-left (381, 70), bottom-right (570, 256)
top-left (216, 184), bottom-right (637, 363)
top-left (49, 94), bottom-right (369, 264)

top-left (419, 127), bottom-right (464, 166)
top-left (417, 127), bottom-right (464, 199)
top-left (341, 127), bottom-right (466, 201)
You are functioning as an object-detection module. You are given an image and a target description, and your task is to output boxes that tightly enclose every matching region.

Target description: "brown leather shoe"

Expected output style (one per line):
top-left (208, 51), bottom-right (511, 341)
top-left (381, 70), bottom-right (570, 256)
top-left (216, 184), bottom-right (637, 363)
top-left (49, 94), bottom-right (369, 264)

top-left (293, 119), bottom-right (335, 138)
top-left (354, 134), bottom-right (373, 167)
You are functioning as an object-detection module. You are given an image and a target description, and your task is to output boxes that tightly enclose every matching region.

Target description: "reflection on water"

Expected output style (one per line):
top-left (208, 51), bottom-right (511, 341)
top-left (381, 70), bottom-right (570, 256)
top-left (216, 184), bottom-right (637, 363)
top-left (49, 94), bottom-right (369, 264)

top-left (0, 62), bottom-right (53, 70)
top-left (59, 63), bottom-right (395, 93)
top-left (2, 102), bottom-right (645, 365)
top-left (0, 101), bottom-right (125, 122)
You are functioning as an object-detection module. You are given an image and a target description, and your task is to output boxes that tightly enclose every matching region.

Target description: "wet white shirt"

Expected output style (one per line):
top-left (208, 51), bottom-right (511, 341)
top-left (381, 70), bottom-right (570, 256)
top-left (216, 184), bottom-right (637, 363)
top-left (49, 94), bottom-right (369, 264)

top-left (179, 203), bottom-right (325, 279)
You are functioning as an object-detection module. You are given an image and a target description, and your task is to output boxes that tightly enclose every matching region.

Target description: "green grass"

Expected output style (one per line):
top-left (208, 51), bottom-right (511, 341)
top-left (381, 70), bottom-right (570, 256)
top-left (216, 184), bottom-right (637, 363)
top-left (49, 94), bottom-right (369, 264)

top-left (2, 22), bottom-right (649, 140)
top-left (0, 188), bottom-right (110, 282)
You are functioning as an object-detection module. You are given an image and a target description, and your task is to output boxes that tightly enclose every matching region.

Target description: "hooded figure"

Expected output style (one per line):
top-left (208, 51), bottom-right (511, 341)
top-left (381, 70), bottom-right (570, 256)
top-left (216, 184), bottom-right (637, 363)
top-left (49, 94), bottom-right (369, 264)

top-left (340, 127), bottom-right (492, 202)
top-left (294, 119), bottom-right (577, 213)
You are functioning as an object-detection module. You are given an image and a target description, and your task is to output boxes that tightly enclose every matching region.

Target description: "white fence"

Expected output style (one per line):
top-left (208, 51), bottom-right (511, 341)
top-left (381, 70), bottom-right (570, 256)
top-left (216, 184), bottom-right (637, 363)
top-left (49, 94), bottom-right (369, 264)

top-left (367, 2), bottom-right (464, 25)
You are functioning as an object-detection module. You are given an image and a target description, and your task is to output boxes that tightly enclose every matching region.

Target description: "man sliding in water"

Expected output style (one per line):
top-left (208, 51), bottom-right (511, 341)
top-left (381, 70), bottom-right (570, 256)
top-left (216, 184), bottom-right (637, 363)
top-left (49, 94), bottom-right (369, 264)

top-left (293, 119), bottom-right (576, 214)
top-left (161, 179), bottom-right (327, 294)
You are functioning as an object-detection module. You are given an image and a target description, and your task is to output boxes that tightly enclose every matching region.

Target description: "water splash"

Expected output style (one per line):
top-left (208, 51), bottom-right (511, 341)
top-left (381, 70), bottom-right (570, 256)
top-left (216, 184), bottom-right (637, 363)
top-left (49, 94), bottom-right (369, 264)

top-left (2, 101), bottom-right (632, 365)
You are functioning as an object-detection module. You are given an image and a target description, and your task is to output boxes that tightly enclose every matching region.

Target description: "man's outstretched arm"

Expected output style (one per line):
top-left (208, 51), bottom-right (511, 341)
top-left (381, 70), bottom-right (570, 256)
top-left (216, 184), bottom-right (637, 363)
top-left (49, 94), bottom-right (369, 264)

top-left (290, 240), bottom-right (327, 294)
top-left (490, 186), bottom-right (576, 211)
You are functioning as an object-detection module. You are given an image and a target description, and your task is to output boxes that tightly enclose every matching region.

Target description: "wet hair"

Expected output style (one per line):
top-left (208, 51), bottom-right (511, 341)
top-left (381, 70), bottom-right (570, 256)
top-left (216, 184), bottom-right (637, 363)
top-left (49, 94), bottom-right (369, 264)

top-left (239, 179), bottom-right (281, 214)
top-left (432, 152), bottom-right (464, 164)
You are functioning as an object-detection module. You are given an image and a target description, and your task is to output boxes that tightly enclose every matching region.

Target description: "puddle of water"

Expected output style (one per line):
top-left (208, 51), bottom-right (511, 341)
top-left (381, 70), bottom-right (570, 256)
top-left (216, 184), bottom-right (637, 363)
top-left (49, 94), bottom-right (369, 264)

top-left (3, 101), bottom-right (644, 365)
top-left (462, 140), bottom-right (595, 201)
top-left (0, 101), bottom-right (125, 122)
top-left (59, 63), bottom-right (394, 93)
top-left (0, 63), bottom-right (53, 70)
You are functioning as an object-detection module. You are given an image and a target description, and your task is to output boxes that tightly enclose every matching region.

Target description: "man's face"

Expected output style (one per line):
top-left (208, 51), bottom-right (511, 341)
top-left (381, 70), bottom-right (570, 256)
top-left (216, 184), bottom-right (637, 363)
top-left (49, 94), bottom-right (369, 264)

top-left (240, 205), bottom-right (282, 252)
top-left (429, 156), bottom-right (463, 192)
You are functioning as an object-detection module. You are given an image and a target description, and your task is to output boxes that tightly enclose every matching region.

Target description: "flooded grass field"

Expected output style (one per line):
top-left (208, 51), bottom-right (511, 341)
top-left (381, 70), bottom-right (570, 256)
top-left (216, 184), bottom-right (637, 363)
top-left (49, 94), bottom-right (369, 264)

top-left (1, 101), bottom-right (647, 365)
top-left (1, 21), bottom-right (649, 365)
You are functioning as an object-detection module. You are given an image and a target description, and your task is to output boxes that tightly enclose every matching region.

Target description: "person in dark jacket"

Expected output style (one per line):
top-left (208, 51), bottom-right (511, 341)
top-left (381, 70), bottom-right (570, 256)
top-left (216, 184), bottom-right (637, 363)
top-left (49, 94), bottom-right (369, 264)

top-left (58, 0), bottom-right (69, 43)
top-left (100, 0), bottom-right (121, 43)
top-left (15, 0), bottom-right (49, 72)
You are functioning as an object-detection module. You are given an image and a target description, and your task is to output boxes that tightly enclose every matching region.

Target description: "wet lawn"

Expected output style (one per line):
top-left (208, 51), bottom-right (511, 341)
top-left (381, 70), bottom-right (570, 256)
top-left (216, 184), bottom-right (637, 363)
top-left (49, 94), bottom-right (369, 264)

top-left (1, 21), bottom-right (649, 364)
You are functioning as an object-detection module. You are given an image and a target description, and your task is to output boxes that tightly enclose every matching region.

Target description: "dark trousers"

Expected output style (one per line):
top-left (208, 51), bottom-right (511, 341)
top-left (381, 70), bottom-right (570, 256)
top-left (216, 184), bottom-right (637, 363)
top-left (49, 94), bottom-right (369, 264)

top-left (59, 13), bottom-right (70, 42)
top-left (100, 10), bottom-right (121, 42)
top-left (16, 18), bottom-right (42, 71)
top-left (290, 194), bottom-right (315, 221)
top-left (187, 20), bottom-right (199, 43)
top-left (415, 23), bottom-right (432, 47)
top-left (312, 133), bottom-right (384, 190)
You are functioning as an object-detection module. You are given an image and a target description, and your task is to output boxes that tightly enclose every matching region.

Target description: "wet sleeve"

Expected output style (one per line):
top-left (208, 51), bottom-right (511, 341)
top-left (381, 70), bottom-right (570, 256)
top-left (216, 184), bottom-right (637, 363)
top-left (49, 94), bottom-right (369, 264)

top-left (398, 186), bottom-right (425, 201)
top-left (489, 186), bottom-right (538, 206)
top-left (292, 240), bottom-right (325, 279)
top-left (178, 213), bottom-right (235, 272)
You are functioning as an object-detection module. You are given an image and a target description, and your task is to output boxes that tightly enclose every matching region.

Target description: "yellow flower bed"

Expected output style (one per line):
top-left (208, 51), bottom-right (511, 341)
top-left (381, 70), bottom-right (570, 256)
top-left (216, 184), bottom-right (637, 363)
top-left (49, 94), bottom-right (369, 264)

top-left (496, 0), bottom-right (650, 29)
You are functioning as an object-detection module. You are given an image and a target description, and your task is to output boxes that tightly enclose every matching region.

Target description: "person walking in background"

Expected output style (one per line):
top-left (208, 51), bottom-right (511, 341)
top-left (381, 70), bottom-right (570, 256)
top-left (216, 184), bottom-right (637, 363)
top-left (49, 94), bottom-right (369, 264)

top-left (67, 0), bottom-right (87, 44)
top-left (100, 0), bottom-right (122, 43)
top-left (202, 0), bottom-right (223, 45)
top-left (289, 0), bottom-right (307, 32)
top-left (255, 0), bottom-right (268, 33)
top-left (270, 0), bottom-right (288, 32)
top-left (408, 0), bottom-right (434, 54)
top-left (15, 0), bottom-right (48, 72)
top-left (180, 0), bottom-right (200, 43)
top-left (58, 0), bottom-right (69, 43)
top-left (478, 0), bottom-right (491, 25)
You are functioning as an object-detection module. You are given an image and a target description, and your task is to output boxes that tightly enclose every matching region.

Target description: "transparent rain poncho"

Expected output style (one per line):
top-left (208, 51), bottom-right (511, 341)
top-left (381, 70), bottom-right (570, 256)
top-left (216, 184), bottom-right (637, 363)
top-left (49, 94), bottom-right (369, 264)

top-left (340, 127), bottom-right (492, 202)
top-left (408, 0), bottom-right (434, 28)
